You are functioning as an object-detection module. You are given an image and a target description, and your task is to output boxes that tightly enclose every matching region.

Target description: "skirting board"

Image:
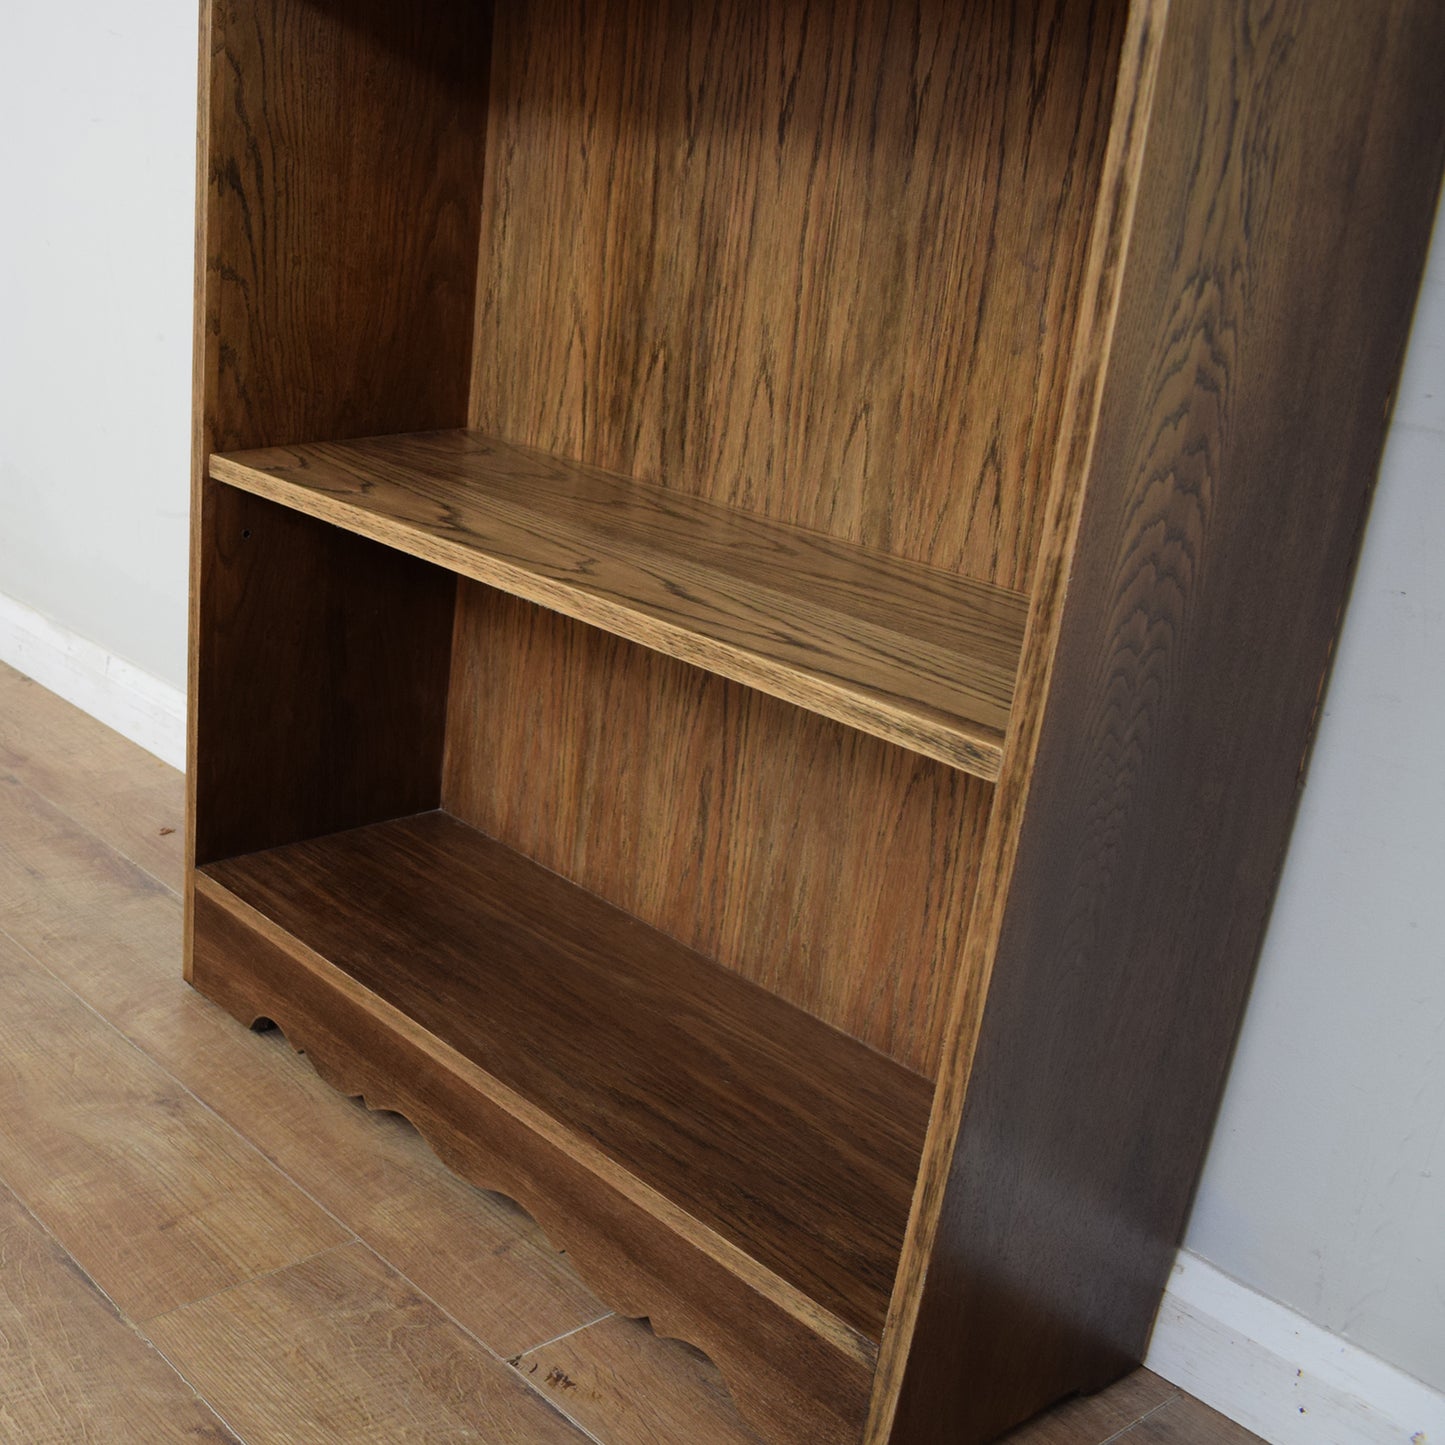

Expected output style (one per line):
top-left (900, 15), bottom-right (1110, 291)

top-left (2, 590), bottom-right (1441, 1445)
top-left (0, 591), bottom-right (186, 771)
top-left (1147, 1252), bottom-right (1445, 1445)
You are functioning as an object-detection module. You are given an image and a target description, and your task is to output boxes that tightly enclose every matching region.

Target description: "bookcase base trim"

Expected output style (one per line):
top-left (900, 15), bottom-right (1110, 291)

top-left (188, 880), bottom-right (875, 1445)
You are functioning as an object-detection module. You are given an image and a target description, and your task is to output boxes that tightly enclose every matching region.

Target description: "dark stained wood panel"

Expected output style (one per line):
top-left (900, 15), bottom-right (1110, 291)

top-left (471, 0), bottom-right (1127, 591)
top-left (191, 501), bottom-right (456, 865)
top-left (444, 587), bottom-right (994, 1077)
top-left (884, 1), bottom-right (1445, 1440)
top-left (212, 429), bottom-right (1028, 778)
top-left (189, 0), bottom-right (490, 863)
top-left (200, 810), bottom-right (933, 1340)
top-left (180, 0), bottom-right (1445, 1440)
top-left (200, 0), bottom-right (487, 453)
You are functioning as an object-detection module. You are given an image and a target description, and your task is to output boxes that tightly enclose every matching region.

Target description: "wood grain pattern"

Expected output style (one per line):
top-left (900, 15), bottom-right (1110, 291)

top-left (189, 0), bottom-right (489, 863)
top-left (212, 429), bottom-right (1028, 777)
top-left (513, 1315), bottom-right (765, 1445)
top-left (445, 587), bottom-right (992, 1076)
top-left (0, 1178), bottom-right (239, 1444)
top-left (0, 923), bottom-right (350, 1322)
top-left (189, 885), bottom-right (877, 1445)
top-left (200, 810), bottom-right (931, 1339)
top-left (883, 1), bottom-right (1445, 1440)
top-left (0, 767), bottom-right (608, 1362)
top-left (472, 0), bottom-right (1125, 591)
top-left (145, 1243), bottom-right (587, 1444)
top-left (0, 661), bottom-right (184, 892)
top-left (190, 500), bottom-right (457, 866)
top-left (199, 0), bottom-right (486, 451)
top-left (865, 2), bottom-right (1173, 1434)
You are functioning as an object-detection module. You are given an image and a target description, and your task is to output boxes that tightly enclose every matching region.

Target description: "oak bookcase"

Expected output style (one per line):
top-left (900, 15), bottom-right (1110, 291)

top-left (184, 2), bottom-right (1445, 1440)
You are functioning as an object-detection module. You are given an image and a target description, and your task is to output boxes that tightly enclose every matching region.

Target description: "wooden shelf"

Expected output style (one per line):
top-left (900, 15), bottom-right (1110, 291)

top-left (198, 810), bottom-right (933, 1341)
top-left (210, 430), bottom-right (1027, 780)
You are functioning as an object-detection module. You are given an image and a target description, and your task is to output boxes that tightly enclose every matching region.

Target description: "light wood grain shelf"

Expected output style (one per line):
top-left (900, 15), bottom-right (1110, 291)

top-left (197, 810), bottom-right (932, 1342)
top-left (210, 430), bottom-right (1027, 780)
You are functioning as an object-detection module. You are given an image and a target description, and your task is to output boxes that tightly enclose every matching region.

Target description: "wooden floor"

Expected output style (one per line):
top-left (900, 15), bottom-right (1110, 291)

top-left (0, 659), bottom-right (1263, 1444)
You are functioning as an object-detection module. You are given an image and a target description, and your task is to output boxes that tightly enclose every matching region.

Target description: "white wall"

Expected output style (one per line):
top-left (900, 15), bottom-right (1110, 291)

top-left (0, 4), bottom-right (195, 688)
top-left (1183, 200), bottom-right (1445, 1394)
top-left (0, 1), bottom-right (1442, 1412)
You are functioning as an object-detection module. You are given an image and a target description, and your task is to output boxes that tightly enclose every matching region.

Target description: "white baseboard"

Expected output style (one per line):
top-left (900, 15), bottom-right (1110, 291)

top-left (1149, 1252), bottom-right (1444, 1445)
top-left (0, 592), bottom-right (186, 771)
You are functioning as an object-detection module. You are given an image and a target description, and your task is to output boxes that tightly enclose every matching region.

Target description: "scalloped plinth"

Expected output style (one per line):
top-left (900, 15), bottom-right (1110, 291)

top-left (190, 872), bottom-right (884, 1445)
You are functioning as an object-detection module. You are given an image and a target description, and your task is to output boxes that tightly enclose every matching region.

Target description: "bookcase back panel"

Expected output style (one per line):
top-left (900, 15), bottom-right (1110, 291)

top-left (444, 584), bottom-right (992, 1077)
top-left (470, 0), bottom-right (1126, 591)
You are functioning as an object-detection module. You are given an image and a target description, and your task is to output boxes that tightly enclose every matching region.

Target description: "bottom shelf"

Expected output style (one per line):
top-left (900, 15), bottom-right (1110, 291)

top-left (194, 811), bottom-right (931, 1348)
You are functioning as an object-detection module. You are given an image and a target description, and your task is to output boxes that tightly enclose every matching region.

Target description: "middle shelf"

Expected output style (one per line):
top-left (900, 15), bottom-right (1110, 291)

top-left (210, 429), bottom-right (1028, 779)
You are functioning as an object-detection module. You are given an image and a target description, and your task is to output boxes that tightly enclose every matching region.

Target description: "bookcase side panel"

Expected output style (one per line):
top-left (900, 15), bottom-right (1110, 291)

top-left (189, 0), bottom-right (491, 866)
top-left (885, 1), bottom-right (1445, 1439)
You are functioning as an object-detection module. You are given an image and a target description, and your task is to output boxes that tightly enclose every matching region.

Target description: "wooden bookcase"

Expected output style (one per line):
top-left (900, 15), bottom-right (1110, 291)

top-left (184, 2), bottom-right (1445, 1440)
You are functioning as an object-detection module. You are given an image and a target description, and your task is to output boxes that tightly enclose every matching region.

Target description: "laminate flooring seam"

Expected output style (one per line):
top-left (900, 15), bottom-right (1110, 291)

top-left (0, 666), bottom-right (183, 898)
top-left (326, 1228), bottom-right (614, 1445)
top-left (1100, 1398), bottom-right (1182, 1444)
top-left (0, 910), bottom-right (364, 1275)
top-left (0, 879), bottom-right (608, 1440)
top-left (0, 1155), bottom-right (249, 1444)
top-left (139, 1236), bottom-right (612, 1445)
top-left (0, 765), bottom-right (615, 1364)
top-left (0, 866), bottom-right (609, 1364)
top-left (138, 1241), bottom-right (362, 1329)
top-left (510, 1311), bottom-right (624, 1364)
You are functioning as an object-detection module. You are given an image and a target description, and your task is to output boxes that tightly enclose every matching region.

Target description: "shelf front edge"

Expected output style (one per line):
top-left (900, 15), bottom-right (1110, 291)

top-left (210, 440), bottom-right (1020, 780)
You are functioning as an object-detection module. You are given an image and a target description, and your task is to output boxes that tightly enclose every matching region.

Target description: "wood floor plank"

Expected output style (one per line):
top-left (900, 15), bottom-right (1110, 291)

top-left (0, 926), bottom-right (350, 1320)
top-left (0, 663), bottom-right (184, 892)
top-left (1001, 1370), bottom-right (1179, 1442)
top-left (0, 770), bottom-right (607, 1358)
top-left (1116, 1393), bottom-right (1264, 1444)
top-left (145, 1243), bottom-right (587, 1444)
top-left (515, 1314), bottom-right (765, 1445)
top-left (0, 1177), bottom-right (239, 1444)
